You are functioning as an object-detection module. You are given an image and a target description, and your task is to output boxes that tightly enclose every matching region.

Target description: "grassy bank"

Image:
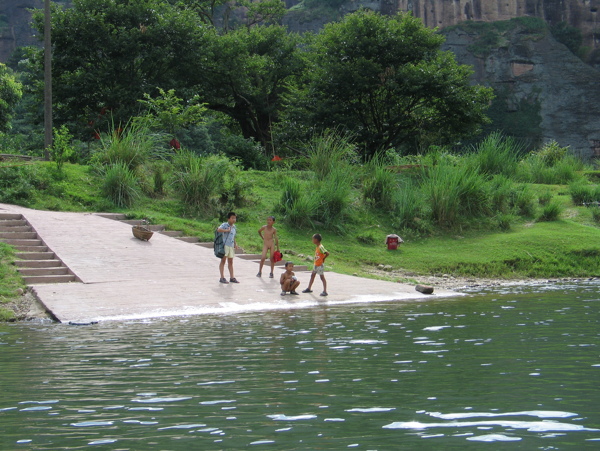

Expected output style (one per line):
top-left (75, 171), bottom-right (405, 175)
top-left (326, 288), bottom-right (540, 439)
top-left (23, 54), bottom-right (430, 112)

top-left (2, 132), bottom-right (600, 318)
top-left (0, 242), bottom-right (25, 321)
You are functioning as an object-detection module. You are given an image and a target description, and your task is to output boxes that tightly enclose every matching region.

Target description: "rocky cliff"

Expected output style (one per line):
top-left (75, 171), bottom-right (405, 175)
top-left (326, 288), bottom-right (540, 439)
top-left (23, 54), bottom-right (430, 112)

top-left (443, 22), bottom-right (600, 159)
top-left (0, 0), bottom-right (42, 62)
top-left (340, 0), bottom-right (599, 51)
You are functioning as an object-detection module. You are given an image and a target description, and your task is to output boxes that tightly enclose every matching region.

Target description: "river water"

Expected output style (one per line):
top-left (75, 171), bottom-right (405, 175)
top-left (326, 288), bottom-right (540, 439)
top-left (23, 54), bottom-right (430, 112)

top-left (1, 281), bottom-right (599, 450)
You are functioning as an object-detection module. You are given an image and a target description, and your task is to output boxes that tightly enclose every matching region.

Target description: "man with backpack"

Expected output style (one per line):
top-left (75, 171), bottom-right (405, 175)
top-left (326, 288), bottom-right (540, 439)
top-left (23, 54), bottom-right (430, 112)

top-left (216, 212), bottom-right (239, 284)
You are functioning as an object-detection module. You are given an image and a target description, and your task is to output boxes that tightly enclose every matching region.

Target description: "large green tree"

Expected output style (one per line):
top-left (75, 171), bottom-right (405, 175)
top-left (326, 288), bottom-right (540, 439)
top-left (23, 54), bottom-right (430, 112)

top-left (0, 63), bottom-right (23, 133)
top-left (199, 25), bottom-right (303, 152)
top-left (290, 10), bottom-right (494, 157)
top-left (32, 0), bottom-right (209, 134)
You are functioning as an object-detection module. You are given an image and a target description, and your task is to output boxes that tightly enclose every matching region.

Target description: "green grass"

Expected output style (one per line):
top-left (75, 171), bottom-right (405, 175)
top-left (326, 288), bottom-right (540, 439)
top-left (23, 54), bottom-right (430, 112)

top-left (0, 243), bottom-right (25, 321)
top-left (1, 158), bottom-right (600, 295)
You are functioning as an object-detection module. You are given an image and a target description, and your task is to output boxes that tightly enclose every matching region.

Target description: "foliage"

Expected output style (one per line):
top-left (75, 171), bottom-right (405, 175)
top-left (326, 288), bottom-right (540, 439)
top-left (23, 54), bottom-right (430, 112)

top-left (0, 63), bottom-right (23, 132)
top-left (362, 153), bottom-right (397, 210)
top-left (516, 141), bottom-right (586, 184)
top-left (569, 181), bottom-right (600, 205)
top-left (171, 152), bottom-right (242, 213)
top-left (0, 242), bottom-right (25, 321)
top-left (176, 0), bottom-right (286, 29)
top-left (94, 120), bottom-right (166, 171)
top-left (138, 88), bottom-right (207, 137)
top-left (422, 160), bottom-right (489, 228)
top-left (466, 132), bottom-right (523, 178)
top-left (307, 130), bottom-right (356, 181)
top-left (550, 22), bottom-right (583, 54)
top-left (51, 125), bottom-right (75, 171)
top-left (199, 25), bottom-right (303, 153)
top-left (101, 162), bottom-right (140, 208)
top-left (277, 176), bottom-right (316, 228)
top-left (313, 165), bottom-right (354, 229)
top-left (537, 201), bottom-right (563, 222)
top-left (290, 10), bottom-right (493, 158)
top-left (31, 0), bottom-right (209, 132)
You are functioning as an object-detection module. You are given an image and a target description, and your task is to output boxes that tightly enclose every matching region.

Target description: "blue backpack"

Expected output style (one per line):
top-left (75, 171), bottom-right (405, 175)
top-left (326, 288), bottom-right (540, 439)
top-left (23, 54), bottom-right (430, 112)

top-left (214, 229), bottom-right (225, 258)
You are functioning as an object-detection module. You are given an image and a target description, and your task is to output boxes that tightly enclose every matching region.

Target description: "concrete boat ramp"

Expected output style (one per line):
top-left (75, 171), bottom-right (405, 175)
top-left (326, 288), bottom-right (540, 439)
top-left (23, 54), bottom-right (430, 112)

top-left (0, 203), bottom-right (461, 323)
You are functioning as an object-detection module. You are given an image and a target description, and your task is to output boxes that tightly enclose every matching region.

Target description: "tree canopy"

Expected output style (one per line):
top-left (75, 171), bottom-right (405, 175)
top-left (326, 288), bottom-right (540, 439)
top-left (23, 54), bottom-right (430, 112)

top-left (289, 11), bottom-right (494, 156)
top-left (27, 2), bottom-right (492, 158)
top-left (32, 0), bottom-right (210, 135)
top-left (0, 63), bottom-right (23, 133)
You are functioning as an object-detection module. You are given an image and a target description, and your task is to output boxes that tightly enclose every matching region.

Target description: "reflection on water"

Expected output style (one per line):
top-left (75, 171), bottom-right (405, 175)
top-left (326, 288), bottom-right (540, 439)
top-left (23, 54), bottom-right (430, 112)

top-left (0, 281), bottom-right (599, 449)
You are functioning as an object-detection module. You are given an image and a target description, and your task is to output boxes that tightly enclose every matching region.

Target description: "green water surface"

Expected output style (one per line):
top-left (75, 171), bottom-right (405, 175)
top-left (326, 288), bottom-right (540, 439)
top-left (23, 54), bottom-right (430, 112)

top-left (0, 282), bottom-right (599, 449)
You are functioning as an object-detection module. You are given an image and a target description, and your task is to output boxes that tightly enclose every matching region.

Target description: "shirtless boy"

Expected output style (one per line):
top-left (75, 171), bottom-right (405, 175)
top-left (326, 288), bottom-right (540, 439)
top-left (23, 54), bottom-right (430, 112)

top-left (257, 216), bottom-right (279, 278)
top-left (280, 261), bottom-right (300, 296)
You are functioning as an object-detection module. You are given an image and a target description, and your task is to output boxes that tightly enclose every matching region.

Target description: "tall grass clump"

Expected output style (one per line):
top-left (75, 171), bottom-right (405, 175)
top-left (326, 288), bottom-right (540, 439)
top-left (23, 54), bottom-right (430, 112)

top-left (95, 120), bottom-right (165, 171)
top-left (590, 206), bottom-right (600, 224)
top-left (277, 177), bottom-right (316, 228)
top-left (171, 151), bottom-right (234, 212)
top-left (101, 162), bottom-right (140, 208)
top-left (537, 201), bottom-right (563, 221)
top-left (517, 141), bottom-right (586, 184)
top-left (362, 153), bottom-right (396, 209)
top-left (467, 132), bottom-right (523, 178)
top-left (512, 184), bottom-right (536, 217)
top-left (314, 166), bottom-right (354, 229)
top-left (392, 178), bottom-right (426, 230)
top-left (568, 181), bottom-right (598, 205)
top-left (308, 130), bottom-right (357, 180)
top-left (423, 160), bottom-right (489, 227)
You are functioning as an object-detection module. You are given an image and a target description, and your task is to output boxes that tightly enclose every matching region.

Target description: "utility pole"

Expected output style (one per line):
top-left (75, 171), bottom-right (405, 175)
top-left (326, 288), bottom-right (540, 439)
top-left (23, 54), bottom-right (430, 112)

top-left (44, 0), bottom-right (52, 160)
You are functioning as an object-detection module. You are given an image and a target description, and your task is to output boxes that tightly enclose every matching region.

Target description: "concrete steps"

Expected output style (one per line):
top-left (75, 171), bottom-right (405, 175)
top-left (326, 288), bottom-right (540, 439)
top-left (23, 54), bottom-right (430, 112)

top-left (0, 213), bottom-right (78, 285)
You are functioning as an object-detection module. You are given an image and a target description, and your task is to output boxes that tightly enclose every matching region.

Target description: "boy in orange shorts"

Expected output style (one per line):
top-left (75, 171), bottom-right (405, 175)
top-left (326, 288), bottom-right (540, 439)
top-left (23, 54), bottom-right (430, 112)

top-left (302, 233), bottom-right (329, 296)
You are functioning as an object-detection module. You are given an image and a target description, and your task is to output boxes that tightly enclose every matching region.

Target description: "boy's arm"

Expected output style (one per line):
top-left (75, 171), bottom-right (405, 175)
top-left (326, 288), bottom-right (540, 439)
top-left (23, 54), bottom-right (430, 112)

top-left (323, 251), bottom-right (330, 261)
top-left (279, 273), bottom-right (286, 284)
top-left (216, 225), bottom-right (229, 233)
top-left (258, 225), bottom-right (265, 239)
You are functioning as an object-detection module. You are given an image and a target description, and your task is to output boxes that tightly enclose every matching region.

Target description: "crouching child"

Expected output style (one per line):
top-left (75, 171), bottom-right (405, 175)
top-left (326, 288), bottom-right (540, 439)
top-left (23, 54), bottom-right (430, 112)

top-left (280, 261), bottom-right (300, 296)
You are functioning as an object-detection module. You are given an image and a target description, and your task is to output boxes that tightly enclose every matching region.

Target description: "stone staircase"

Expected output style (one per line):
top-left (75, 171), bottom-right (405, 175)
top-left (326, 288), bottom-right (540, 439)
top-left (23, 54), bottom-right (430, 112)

top-left (99, 213), bottom-right (309, 272)
top-left (0, 213), bottom-right (77, 285)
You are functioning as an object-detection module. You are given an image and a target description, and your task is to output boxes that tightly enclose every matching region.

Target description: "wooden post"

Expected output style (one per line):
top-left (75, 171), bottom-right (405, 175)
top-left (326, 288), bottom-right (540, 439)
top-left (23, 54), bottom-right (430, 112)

top-left (43, 0), bottom-right (52, 160)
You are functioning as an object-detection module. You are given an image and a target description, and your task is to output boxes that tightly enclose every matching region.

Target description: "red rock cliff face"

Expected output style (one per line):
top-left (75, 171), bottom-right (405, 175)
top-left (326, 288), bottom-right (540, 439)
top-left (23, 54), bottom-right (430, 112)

top-left (388, 0), bottom-right (599, 48)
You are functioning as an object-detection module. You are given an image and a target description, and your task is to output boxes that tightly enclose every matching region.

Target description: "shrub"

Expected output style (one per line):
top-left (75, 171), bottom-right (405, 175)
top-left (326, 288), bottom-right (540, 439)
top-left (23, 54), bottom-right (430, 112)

top-left (362, 153), bottom-right (396, 209)
top-left (569, 181), bottom-right (595, 205)
top-left (516, 141), bottom-right (585, 184)
top-left (488, 175), bottom-right (514, 213)
top-left (95, 120), bottom-right (165, 170)
top-left (0, 166), bottom-right (35, 203)
top-left (537, 201), bottom-right (562, 221)
top-left (171, 153), bottom-right (233, 212)
top-left (277, 177), bottom-right (315, 228)
top-left (423, 161), bottom-right (489, 227)
top-left (468, 132), bottom-right (522, 178)
top-left (101, 162), bottom-right (140, 208)
top-left (512, 184), bottom-right (536, 217)
top-left (392, 178), bottom-right (425, 230)
top-left (308, 130), bottom-right (357, 181)
top-left (496, 213), bottom-right (513, 231)
top-left (314, 165), bottom-right (354, 228)
top-left (51, 125), bottom-right (74, 172)
top-left (538, 190), bottom-right (553, 206)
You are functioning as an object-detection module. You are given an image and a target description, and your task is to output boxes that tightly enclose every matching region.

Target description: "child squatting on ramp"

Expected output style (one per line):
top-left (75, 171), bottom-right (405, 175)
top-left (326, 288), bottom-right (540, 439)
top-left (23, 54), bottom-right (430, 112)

top-left (280, 261), bottom-right (300, 296)
top-left (303, 233), bottom-right (329, 296)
